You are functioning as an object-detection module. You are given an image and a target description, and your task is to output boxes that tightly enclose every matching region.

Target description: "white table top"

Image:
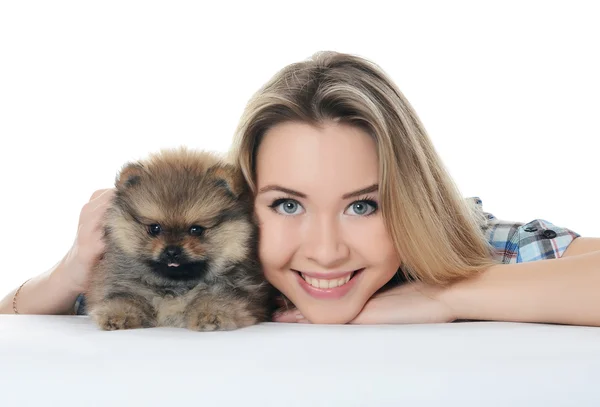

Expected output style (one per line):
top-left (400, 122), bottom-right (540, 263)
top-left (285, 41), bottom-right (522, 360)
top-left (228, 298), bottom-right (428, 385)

top-left (1, 315), bottom-right (600, 406)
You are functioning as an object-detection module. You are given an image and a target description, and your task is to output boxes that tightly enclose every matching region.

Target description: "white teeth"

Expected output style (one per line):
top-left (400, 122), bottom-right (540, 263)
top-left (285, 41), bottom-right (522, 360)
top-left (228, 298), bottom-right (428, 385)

top-left (301, 273), bottom-right (352, 289)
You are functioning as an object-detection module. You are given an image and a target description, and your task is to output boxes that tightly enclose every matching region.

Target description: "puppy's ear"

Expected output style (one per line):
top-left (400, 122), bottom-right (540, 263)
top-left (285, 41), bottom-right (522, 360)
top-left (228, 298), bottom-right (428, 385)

top-left (115, 162), bottom-right (144, 190)
top-left (207, 163), bottom-right (247, 198)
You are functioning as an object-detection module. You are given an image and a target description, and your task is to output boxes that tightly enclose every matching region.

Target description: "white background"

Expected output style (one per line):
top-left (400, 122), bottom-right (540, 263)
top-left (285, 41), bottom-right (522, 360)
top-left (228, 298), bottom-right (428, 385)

top-left (0, 0), bottom-right (598, 292)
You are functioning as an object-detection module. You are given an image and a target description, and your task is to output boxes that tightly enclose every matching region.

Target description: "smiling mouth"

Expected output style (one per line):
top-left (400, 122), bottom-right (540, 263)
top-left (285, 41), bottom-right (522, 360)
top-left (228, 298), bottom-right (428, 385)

top-left (294, 269), bottom-right (362, 289)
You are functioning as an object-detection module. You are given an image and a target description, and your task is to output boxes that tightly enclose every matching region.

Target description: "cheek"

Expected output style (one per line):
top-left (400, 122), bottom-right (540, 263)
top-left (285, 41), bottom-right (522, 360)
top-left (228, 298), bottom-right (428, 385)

top-left (256, 210), bottom-right (299, 279)
top-left (348, 218), bottom-right (400, 274)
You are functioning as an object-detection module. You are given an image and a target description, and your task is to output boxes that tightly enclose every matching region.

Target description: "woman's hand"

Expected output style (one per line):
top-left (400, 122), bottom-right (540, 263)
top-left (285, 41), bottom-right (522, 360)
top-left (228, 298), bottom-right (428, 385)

top-left (272, 282), bottom-right (456, 324)
top-left (54, 189), bottom-right (115, 293)
top-left (349, 282), bottom-right (455, 324)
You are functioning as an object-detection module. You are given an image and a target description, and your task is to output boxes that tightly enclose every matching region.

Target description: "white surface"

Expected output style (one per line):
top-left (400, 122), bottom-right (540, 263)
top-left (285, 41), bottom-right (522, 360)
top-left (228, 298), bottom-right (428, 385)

top-left (1, 316), bottom-right (600, 406)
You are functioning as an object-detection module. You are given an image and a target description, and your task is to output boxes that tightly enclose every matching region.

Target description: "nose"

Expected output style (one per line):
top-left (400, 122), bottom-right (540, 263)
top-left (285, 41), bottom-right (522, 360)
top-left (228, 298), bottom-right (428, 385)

top-left (303, 216), bottom-right (350, 268)
top-left (164, 245), bottom-right (182, 261)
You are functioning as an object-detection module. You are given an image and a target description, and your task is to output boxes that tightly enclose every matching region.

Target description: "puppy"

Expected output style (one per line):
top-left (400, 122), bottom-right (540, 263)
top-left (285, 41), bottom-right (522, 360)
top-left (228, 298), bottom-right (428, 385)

top-left (86, 147), bottom-right (272, 331)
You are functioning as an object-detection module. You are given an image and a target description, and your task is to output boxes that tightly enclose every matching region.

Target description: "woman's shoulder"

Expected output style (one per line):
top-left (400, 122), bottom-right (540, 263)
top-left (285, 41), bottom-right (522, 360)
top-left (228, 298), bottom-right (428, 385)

top-left (466, 197), bottom-right (581, 264)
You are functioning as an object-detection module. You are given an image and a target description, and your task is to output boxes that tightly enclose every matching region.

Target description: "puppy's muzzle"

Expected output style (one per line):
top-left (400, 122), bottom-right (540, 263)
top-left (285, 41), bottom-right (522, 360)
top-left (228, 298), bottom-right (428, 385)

top-left (161, 245), bottom-right (184, 266)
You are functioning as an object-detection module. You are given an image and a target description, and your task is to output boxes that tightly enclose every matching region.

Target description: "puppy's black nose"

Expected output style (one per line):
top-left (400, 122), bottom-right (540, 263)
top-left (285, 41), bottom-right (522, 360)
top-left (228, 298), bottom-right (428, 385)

top-left (164, 246), bottom-right (182, 261)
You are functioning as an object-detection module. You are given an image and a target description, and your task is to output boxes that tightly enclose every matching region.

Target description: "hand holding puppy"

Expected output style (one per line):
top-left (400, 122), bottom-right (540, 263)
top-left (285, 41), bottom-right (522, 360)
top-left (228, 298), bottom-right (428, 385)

top-left (57, 189), bottom-right (114, 293)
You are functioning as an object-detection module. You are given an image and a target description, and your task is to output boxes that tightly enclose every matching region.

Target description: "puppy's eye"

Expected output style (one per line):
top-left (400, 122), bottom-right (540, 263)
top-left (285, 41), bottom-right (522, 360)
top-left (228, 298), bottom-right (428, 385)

top-left (189, 225), bottom-right (205, 236)
top-left (148, 224), bottom-right (162, 236)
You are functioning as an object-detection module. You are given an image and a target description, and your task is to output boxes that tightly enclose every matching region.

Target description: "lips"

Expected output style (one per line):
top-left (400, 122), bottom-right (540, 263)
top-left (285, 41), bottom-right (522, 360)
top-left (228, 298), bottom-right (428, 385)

top-left (300, 272), bottom-right (352, 289)
top-left (292, 268), bottom-right (364, 300)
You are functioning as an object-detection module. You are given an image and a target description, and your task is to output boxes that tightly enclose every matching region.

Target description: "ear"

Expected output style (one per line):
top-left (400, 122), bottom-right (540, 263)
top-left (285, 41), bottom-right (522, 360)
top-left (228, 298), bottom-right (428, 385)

top-left (207, 163), bottom-right (247, 198)
top-left (115, 162), bottom-right (144, 190)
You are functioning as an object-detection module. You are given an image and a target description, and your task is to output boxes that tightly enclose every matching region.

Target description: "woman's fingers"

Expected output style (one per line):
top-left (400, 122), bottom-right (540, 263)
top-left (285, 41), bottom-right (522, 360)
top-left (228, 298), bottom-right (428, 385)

top-left (272, 309), bottom-right (305, 323)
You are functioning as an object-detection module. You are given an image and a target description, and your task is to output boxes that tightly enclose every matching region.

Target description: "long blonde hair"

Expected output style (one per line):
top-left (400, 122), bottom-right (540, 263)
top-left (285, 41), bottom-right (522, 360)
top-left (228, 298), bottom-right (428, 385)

top-left (229, 51), bottom-right (499, 285)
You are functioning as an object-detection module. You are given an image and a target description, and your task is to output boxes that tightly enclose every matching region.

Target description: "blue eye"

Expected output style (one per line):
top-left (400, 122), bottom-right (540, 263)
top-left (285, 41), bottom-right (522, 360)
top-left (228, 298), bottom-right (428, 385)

top-left (345, 200), bottom-right (378, 216)
top-left (269, 198), bottom-right (304, 215)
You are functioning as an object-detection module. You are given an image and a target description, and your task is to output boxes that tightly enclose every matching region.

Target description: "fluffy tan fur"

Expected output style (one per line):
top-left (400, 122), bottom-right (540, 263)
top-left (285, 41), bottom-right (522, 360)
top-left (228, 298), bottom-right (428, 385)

top-left (86, 147), bottom-right (273, 331)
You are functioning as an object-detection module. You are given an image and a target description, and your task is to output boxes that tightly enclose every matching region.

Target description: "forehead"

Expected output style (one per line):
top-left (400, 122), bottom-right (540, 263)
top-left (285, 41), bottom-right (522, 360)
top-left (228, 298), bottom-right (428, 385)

top-left (256, 121), bottom-right (379, 194)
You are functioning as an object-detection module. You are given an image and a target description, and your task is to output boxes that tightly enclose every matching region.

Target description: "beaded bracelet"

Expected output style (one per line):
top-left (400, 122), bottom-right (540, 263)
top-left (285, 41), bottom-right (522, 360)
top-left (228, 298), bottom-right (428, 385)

top-left (12, 278), bottom-right (31, 314)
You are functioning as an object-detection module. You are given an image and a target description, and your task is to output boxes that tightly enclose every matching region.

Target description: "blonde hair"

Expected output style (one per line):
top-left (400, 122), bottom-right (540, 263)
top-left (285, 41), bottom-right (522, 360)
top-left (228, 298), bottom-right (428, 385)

top-left (229, 51), bottom-right (499, 285)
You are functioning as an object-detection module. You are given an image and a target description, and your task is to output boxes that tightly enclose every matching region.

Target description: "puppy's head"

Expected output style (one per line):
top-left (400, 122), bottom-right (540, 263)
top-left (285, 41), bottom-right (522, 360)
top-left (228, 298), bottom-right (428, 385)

top-left (105, 147), bottom-right (255, 281)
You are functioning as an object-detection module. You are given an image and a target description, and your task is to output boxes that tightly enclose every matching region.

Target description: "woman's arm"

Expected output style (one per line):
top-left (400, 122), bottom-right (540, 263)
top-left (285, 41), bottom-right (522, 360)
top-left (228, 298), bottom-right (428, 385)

top-left (0, 188), bottom-right (113, 315)
top-left (445, 248), bottom-right (600, 326)
top-left (275, 238), bottom-right (600, 326)
top-left (0, 257), bottom-right (83, 315)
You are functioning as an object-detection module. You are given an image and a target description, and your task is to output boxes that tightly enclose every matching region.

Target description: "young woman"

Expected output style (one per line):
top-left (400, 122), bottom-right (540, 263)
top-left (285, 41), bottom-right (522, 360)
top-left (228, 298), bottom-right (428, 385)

top-left (3, 51), bottom-right (599, 326)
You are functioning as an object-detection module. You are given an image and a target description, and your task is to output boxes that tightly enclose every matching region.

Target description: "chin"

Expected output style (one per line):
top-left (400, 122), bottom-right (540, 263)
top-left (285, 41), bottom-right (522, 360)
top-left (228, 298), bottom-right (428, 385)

top-left (297, 300), bottom-right (364, 325)
top-left (270, 271), bottom-right (377, 325)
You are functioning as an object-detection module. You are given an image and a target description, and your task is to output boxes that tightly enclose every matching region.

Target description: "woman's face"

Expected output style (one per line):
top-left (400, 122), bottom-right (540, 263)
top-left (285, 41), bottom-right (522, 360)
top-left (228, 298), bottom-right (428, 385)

top-left (254, 121), bottom-right (401, 324)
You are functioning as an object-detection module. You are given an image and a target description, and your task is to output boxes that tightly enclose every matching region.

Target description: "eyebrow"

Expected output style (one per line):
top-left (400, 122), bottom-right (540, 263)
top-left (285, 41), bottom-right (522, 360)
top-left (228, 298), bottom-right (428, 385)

top-left (258, 183), bottom-right (379, 199)
top-left (342, 183), bottom-right (379, 199)
top-left (258, 185), bottom-right (307, 198)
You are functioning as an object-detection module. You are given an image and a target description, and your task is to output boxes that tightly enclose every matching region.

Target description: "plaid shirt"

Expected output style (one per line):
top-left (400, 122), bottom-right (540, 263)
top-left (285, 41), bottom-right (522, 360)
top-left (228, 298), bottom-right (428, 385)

top-left (73, 197), bottom-right (580, 315)
top-left (469, 197), bottom-right (580, 263)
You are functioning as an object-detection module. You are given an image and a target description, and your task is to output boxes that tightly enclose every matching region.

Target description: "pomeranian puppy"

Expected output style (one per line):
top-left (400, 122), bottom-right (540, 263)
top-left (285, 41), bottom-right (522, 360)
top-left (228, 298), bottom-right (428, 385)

top-left (86, 147), bottom-right (272, 331)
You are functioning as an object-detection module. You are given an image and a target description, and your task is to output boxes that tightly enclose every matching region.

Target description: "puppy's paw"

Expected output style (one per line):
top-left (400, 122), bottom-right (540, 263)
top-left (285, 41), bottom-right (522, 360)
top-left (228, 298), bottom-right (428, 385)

top-left (186, 306), bottom-right (257, 331)
top-left (90, 297), bottom-right (155, 331)
top-left (95, 312), bottom-right (144, 331)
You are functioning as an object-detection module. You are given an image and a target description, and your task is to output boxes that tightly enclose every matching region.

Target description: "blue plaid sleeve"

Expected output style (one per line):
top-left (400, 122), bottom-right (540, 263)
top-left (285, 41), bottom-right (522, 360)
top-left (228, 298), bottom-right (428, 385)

top-left (469, 197), bottom-right (581, 264)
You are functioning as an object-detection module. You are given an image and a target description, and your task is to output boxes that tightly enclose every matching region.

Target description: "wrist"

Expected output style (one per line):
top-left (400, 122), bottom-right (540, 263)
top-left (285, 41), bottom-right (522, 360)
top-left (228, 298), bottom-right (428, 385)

top-left (439, 268), bottom-right (493, 321)
top-left (49, 255), bottom-right (88, 296)
top-left (7, 258), bottom-right (84, 315)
